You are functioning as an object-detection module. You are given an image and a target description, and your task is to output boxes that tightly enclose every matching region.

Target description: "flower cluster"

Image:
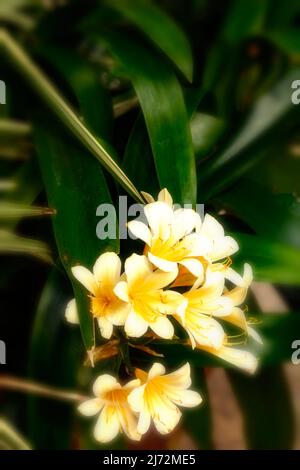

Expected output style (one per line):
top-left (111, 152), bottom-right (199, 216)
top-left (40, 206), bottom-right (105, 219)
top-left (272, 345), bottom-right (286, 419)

top-left (66, 188), bottom-right (261, 443)
top-left (78, 363), bottom-right (201, 443)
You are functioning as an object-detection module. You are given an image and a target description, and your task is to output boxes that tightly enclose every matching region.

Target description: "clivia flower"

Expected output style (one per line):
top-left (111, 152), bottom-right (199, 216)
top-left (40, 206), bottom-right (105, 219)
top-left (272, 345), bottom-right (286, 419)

top-left (66, 187), bottom-right (261, 443)
top-left (127, 363), bottom-right (202, 435)
top-left (175, 269), bottom-right (231, 350)
top-left (70, 252), bottom-right (130, 339)
top-left (114, 254), bottom-right (185, 339)
top-left (128, 193), bottom-right (210, 280)
top-left (78, 374), bottom-right (141, 443)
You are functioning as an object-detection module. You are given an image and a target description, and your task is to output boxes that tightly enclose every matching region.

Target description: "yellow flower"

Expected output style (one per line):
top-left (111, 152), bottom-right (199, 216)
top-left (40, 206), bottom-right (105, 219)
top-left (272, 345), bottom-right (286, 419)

top-left (127, 363), bottom-right (202, 435)
top-left (172, 214), bottom-right (240, 288)
top-left (176, 266), bottom-right (260, 372)
top-left (195, 214), bottom-right (239, 264)
top-left (78, 374), bottom-right (141, 443)
top-left (128, 189), bottom-right (209, 279)
top-left (71, 252), bottom-right (130, 339)
top-left (176, 269), bottom-right (231, 349)
top-left (114, 254), bottom-right (185, 339)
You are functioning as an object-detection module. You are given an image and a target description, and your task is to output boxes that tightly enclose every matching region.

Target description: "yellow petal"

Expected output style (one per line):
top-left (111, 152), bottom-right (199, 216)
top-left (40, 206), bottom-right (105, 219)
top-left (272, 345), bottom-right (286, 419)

top-left (211, 236), bottom-right (239, 261)
top-left (153, 403), bottom-right (181, 435)
top-left (127, 220), bottom-right (152, 246)
top-left (107, 301), bottom-right (131, 326)
top-left (65, 298), bottom-right (79, 324)
top-left (125, 310), bottom-right (149, 337)
top-left (117, 404), bottom-right (141, 441)
top-left (124, 378), bottom-right (141, 390)
top-left (181, 232), bottom-right (212, 257)
top-left (150, 315), bottom-right (174, 339)
top-left (127, 384), bottom-right (146, 412)
top-left (94, 405), bottom-right (120, 443)
top-left (137, 409), bottom-right (151, 435)
top-left (144, 201), bottom-right (173, 239)
top-left (179, 258), bottom-right (204, 278)
top-left (225, 267), bottom-right (244, 286)
top-left (201, 214), bottom-right (224, 239)
top-left (97, 317), bottom-right (113, 339)
top-left (93, 252), bottom-right (121, 288)
top-left (78, 398), bottom-right (103, 416)
top-left (185, 314), bottom-right (225, 350)
top-left (205, 346), bottom-right (258, 373)
top-left (142, 269), bottom-right (178, 291)
top-left (125, 254), bottom-right (152, 288)
top-left (71, 266), bottom-right (97, 294)
top-left (148, 363), bottom-right (166, 380)
top-left (170, 389), bottom-right (202, 407)
top-left (148, 252), bottom-right (178, 272)
top-left (163, 363), bottom-right (191, 389)
top-left (158, 188), bottom-right (173, 206)
top-left (93, 374), bottom-right (119, 397)
top-left (172, 208), bottom-right (201, 241)
top-left (114, 281), bottom-right (130, 302)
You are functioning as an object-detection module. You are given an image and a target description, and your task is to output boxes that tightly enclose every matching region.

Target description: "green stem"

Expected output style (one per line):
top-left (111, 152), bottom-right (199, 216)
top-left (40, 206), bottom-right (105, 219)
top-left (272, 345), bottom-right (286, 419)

top-left (0, 29), bottom-right (144, 204)
top-left (0, 375), bottom-right (89, 403)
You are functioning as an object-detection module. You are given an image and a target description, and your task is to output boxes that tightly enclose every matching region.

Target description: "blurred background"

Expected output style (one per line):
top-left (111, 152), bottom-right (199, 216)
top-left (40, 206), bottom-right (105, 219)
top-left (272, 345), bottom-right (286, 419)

top-left (0, 0), bottom-right (300, 450)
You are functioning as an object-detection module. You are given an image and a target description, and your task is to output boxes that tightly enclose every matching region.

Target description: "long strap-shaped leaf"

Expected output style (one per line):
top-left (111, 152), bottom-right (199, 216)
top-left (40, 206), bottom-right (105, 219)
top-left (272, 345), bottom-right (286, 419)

top-left (0, 28), bottom-right (144, 204)
top-left (100, 30), bottom-right (197, 205)
top-left (107, 0), bottom-right (193, 81)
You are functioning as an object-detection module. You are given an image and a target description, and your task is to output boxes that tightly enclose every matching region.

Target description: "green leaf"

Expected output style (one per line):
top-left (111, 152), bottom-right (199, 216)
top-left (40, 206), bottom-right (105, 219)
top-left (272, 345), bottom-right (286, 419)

top-left (34, 119), bottom-right (118, 350)
top-left (36, 46), bottom-right (114, 141)
top-left (107, 0), bottom-right (193, 81)
top-left (223, 0), bottom-right (269, 44)
top-left (198, 69), bottom-right (300, 200)
top-left (0, 201), bottom-right (52, 220)
top-left (220, 179), bottom-right (300, 249)
top-left (0, 229), bottom-right (52, 263)
top-left (101, 30), bottom-right (196, 205)
top-left (123, 113), bottom-right (159, 195)
top-left (0, 30), bottom-right (143, 203)
top-left (28, 268), bottom-right (82, 449)
top-left (0, 118), bottom-right (31, 139)
top-left (191, 112), bottom-right (226, 160)
top-left (232, 232), bottom-right (300, 285)
top-left (267, 30), bottom-right (300, 54)
top-left (227, 367), bottom-right (294, 449)
top-left (203, 0), bottom-right (269, 113)
top-left (0, 419), bottom-right (31, 450)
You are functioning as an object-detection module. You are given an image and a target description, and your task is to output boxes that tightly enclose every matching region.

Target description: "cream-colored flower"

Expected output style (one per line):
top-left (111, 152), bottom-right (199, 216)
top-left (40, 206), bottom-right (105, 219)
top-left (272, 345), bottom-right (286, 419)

top-left (176, 269), bottom-right (231, 350)
top-left (176, 265), bottom-right (260, 372)
top-left (127, 363), bottom-right (202, 435)
top-left (114, 254), bottom-right (185, 339)
top-left (128, 189), bottom-right (209, 280)
top-left (71, 252), bottom-right (130, 339)
top-left (78, 374), bottom-right (141, 443)
top-left (195, 213), bottom-right (239, 264)
top-left (173, 214), bottom-right (240, 288)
